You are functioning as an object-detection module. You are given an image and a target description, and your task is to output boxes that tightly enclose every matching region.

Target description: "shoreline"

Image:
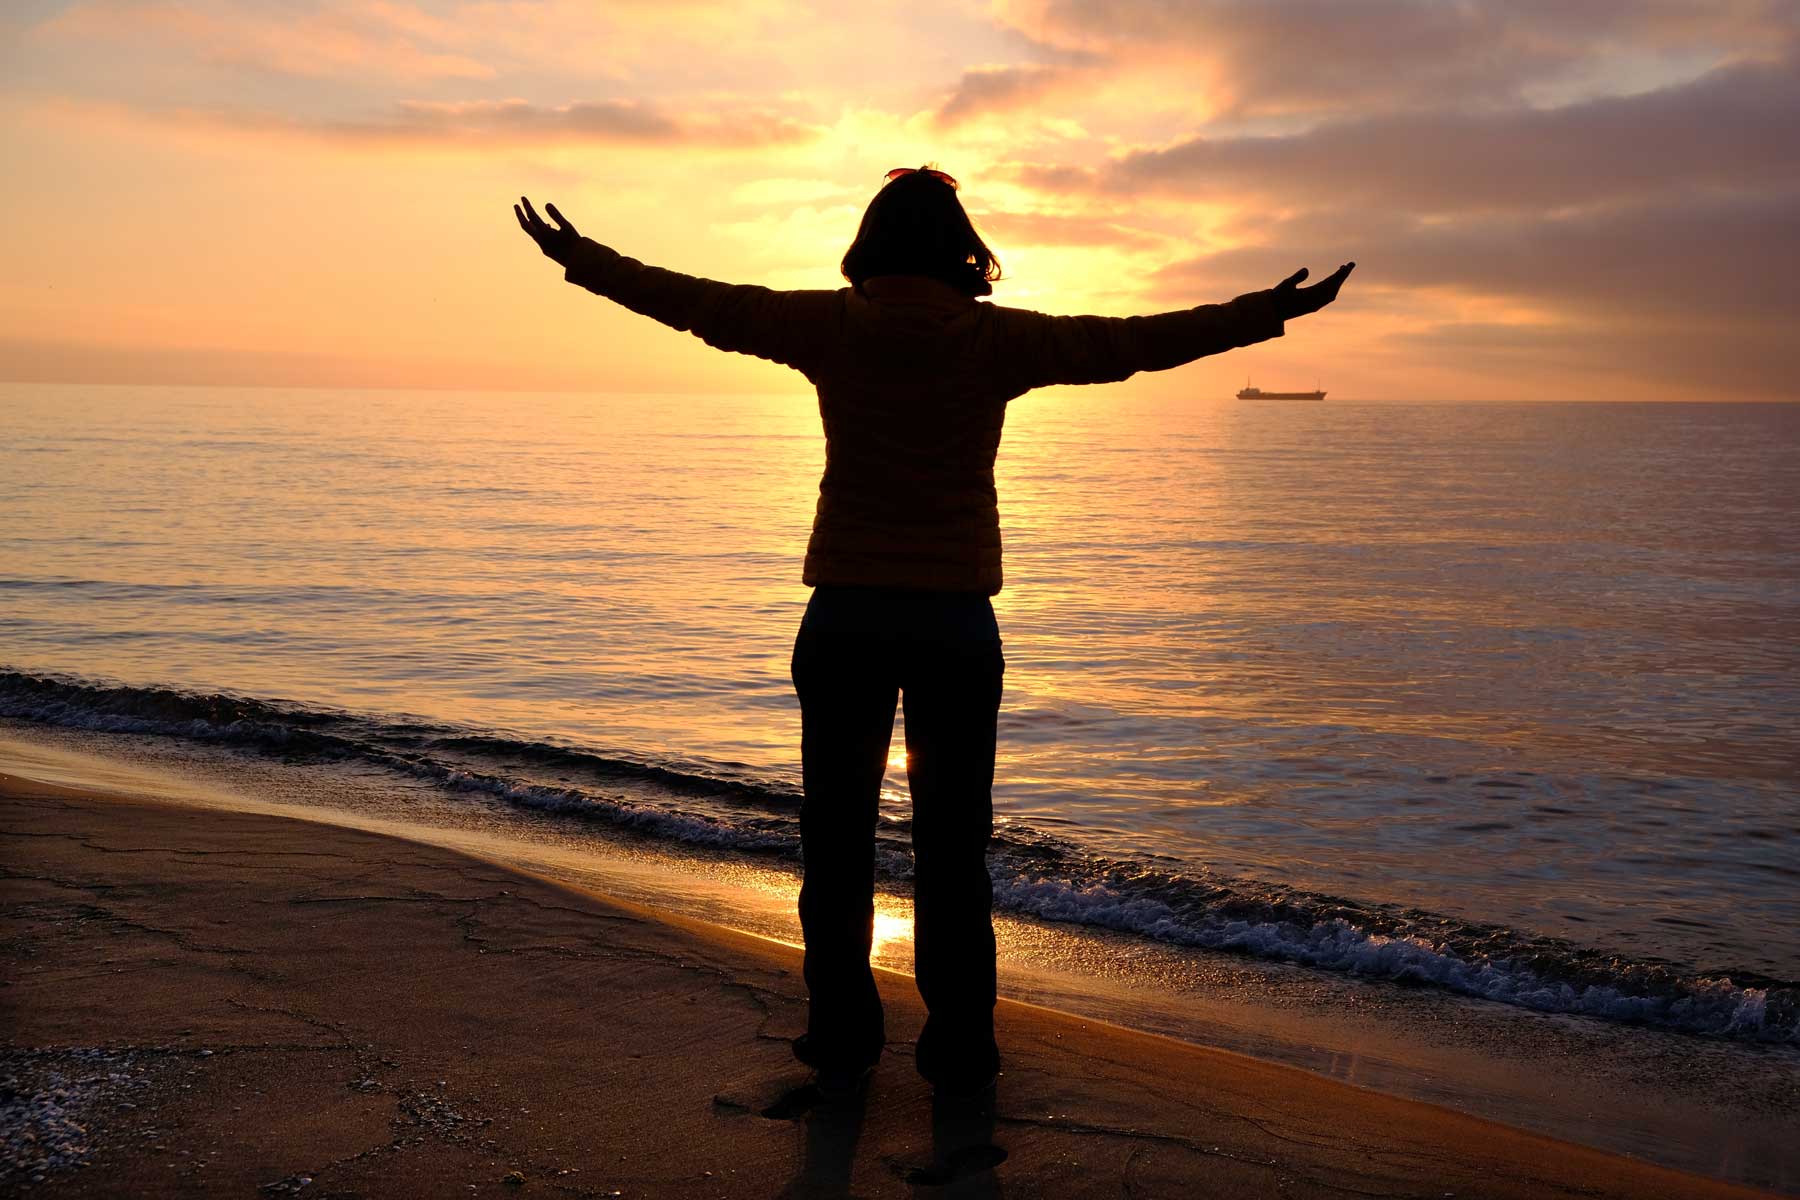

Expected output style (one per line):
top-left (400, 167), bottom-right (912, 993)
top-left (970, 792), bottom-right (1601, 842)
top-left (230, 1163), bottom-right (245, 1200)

top-left (2, 762), bottom-right (1782, 1197)
top-left (6, 724), bottom-right (1800, 1189)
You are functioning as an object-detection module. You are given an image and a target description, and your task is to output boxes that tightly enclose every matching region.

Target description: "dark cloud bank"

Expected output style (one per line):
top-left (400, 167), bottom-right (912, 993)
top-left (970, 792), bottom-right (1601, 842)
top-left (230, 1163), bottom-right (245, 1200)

top-left (993, 16), bottom-right (1800, 397)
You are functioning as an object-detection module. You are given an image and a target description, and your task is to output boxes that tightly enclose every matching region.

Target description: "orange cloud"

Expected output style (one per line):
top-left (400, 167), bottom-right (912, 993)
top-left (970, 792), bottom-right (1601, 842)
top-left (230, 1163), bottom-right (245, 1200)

top-left (44, 94), bottom-right (824, 150)
top-left (934, 63), bottom-right (1096, 127)
top-left (41, 0), bottom-right (497, 80)
top-left (1098, 61), bottom-right (1800, 215)
top-left (972, 209), bottom-right (1167, 250)
top-left (992, 0), bottom-right (1797, 117)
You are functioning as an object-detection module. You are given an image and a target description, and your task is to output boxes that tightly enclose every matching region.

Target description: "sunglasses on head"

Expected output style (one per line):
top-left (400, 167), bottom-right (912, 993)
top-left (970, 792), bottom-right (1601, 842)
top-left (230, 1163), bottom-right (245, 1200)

top-left (885, 166), bottom-right (959, 190)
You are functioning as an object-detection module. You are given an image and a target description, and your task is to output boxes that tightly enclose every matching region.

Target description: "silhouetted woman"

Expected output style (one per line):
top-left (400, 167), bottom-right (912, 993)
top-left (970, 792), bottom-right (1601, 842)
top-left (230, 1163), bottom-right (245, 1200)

top-left (515, 169), bottom-right (1353, 1098)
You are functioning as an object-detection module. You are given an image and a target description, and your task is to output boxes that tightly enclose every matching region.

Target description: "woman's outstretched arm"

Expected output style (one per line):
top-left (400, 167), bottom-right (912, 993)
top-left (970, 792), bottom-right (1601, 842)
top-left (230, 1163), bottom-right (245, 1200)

top-left (515, 197), bottom-right (841, 377)
top-left (997, 263), bottom-right (1355, 391)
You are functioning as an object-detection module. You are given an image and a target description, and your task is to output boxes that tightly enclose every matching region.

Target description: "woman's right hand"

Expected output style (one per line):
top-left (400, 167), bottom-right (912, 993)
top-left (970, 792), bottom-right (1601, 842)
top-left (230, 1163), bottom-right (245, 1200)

top-left (514, 197), bottom-right (584, 268)
top-left (1271, 262), bottom-right (1356, 319)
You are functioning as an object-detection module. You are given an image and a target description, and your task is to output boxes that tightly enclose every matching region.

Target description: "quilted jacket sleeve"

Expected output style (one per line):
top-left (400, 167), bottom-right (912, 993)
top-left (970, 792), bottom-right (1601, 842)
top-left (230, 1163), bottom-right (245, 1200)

top-left (996, 291), bottom-right (1285, 389)
top-left (563, 239), bottom-right (843, 377)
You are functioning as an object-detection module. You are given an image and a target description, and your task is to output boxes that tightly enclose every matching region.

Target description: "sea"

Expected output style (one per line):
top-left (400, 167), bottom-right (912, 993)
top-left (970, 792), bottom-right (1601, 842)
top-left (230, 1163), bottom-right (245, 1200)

top-left (3, 383), bottom-right (1797, 1188)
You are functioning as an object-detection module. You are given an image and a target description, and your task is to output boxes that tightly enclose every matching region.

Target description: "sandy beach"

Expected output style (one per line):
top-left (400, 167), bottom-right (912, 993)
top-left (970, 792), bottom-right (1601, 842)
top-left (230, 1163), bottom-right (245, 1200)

top-left (0, 766), bottom-right (1777, 1199)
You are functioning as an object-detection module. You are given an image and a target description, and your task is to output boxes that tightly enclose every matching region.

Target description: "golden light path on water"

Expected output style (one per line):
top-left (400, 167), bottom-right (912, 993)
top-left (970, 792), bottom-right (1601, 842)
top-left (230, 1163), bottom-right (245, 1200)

top-left (868, 908), bottom-right (915, 959)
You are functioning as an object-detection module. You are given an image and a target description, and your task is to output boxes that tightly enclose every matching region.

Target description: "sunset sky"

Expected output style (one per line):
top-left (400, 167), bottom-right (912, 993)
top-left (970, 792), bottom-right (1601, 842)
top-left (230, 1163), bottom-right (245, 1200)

top-left (2, 0), bottom-right (1795, 401)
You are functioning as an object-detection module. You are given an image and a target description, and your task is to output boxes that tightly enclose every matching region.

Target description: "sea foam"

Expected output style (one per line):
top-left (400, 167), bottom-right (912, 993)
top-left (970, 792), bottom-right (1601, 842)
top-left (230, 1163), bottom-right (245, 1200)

top-left (3, 667), bottom-right (1793, 1044)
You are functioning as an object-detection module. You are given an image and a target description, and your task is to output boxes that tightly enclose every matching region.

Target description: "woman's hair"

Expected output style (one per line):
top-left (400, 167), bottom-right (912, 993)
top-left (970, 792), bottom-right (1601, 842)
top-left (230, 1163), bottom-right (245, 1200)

top-left (840, 167), bottom-right (1003, 298)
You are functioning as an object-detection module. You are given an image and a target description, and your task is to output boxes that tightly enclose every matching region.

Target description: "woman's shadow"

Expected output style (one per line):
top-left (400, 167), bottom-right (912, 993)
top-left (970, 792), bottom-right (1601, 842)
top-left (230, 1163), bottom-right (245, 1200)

top-left (767, 1080), bottom-right (1006, 1197)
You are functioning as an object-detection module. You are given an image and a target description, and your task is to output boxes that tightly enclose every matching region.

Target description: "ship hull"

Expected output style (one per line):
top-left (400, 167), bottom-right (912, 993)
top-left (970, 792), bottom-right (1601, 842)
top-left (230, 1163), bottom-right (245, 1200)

top-left (1237, 390), bottom-right (1326, 401)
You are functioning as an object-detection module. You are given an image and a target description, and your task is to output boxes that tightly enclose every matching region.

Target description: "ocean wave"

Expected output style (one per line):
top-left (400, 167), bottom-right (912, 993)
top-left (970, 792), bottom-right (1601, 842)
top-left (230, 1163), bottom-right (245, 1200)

top-left (986, 870), bottom-right (1790, 1040)
top-left (3, 666), bottom-right (1793, 1044)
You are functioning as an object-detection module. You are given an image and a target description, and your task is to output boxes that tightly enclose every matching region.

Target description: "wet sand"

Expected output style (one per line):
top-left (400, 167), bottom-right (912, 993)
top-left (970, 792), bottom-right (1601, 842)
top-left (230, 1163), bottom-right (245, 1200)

top-left (0, 770), bottom-right (1776, 1198)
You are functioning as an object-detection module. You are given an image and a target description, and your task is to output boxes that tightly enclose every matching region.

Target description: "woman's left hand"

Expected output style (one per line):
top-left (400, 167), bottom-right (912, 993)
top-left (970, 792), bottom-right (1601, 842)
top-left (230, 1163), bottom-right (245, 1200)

top-left (514, 197), bottom-right (583, 267)
top-left (1271, 262), bottom-right (1355, 319)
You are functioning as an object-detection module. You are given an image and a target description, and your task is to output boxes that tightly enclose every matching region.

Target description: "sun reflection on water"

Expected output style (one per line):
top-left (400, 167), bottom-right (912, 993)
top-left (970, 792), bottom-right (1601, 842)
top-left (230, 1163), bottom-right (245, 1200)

top-left (869, 908), bottom-right (914, 958)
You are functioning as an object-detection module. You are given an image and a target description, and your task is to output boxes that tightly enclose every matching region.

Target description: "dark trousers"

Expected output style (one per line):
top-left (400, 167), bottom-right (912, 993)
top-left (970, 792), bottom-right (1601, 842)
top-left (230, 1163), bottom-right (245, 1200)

top-left (790, 585), bottom-right (1004, 1085)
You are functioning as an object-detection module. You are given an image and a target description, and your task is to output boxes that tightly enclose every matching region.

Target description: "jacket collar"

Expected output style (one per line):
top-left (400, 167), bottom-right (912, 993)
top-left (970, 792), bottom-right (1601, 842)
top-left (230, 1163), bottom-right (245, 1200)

top-left (858, 275), bottom-right (976, 311)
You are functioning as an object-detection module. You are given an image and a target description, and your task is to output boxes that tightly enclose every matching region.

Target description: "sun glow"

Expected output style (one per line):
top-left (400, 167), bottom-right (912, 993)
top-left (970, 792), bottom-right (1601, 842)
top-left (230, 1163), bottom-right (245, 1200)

top-left (870, 909), bottom-right (914, 958)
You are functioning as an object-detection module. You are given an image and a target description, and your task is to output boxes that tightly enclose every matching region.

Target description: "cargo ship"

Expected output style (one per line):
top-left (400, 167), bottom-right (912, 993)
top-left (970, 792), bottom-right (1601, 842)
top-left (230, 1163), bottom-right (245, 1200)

top-left (1237, 380), bottom-right (1326, 401)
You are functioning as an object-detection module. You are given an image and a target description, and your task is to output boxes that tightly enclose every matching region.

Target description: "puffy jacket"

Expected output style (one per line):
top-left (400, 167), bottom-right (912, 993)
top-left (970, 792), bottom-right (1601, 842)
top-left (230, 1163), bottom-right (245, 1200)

top-left (564, 240), bottom-right (1285, 594)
